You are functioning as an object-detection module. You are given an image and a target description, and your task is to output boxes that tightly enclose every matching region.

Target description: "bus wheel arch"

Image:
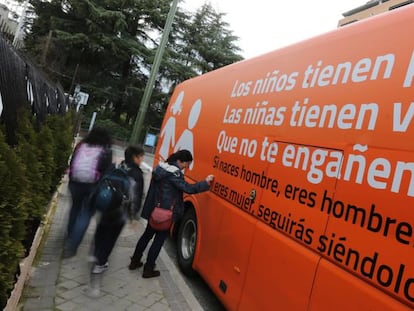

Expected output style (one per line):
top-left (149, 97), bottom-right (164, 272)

top-left (177, 205), bottom-right (198, 277)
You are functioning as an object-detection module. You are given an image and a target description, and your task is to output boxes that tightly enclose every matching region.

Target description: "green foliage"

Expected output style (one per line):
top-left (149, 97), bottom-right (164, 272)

top-left (81, 115), bottom-right (131, 141)
top-left (148, 3), bottom-right (244, 128)
top-left (167, 4), bottom-right (243, 77)
top-left (45, 112), bottom-right (74, 188)
top-left (37, 123), bottom-right (56, 195)
top-left (0, 108), bottom-right (73, 309)
top-left (97, 118), bottom-right (131, 141)
top-left (189, 4), bottom-right (244, 73)
top-left (24, 0), bottom-right (244, 133)
top-left (14, 109), bottom-right (46, 221)
top-left (0, 131), bottom-right (28, 308)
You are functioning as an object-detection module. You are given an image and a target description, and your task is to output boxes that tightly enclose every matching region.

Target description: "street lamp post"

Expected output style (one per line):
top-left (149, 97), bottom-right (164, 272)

top-left (130, 0), bottom-right (179, 144)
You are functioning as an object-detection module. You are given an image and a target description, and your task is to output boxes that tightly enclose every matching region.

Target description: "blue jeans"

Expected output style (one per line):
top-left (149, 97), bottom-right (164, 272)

top-left (65, 181), bottom-right (96, 253)
top-left (132, 224), bottom-right (169, 268)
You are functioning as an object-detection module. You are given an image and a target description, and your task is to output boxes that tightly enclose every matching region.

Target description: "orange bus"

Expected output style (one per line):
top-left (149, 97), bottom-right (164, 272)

top-left (154, 5), bottom-right (414, 310)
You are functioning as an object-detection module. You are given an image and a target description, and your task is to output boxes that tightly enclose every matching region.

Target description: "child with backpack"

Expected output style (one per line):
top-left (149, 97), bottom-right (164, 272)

top-left (63, 127), bottom-right (113, 258)
top-left (91, 145), bottom-right (145, 273)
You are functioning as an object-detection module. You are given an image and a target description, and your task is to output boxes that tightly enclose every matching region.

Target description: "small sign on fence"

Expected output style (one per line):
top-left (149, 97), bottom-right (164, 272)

top-left (75, 91), bottom-right (89, 106)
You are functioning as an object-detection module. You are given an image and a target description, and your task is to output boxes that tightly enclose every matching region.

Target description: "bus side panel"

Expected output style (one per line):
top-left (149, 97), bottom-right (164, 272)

top-left (154, 5), bottom-right (414, 310)
top-left (191, 193), bottom-right (224, 283)
top-left (198, 205), bottom-right (257, 311)
top-left (179, 125), bottom-right (235, 282)
top-left (185, 130), bottom-right (228, 276)
top-left (234, 140), bottom-right (339, 310)
top-left (238, 223), bottom-right (319, 311)
top-left (194, 134), bottom-right (267, 309)
top-left (309, 259), bottom-right (412, 311)
top-left (318, 146), bottom-right (414, 307)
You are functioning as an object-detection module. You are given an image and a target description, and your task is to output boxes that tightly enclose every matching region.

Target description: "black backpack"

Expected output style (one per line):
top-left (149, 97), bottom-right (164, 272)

top-left (90, 166), bottom-right (132, 219)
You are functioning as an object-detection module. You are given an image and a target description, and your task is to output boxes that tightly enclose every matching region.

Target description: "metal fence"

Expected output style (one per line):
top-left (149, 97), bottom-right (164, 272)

top-left (0, 34), bottom-right (68, 144)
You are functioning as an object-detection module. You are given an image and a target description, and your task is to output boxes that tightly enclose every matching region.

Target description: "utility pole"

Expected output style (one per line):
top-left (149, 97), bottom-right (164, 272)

top-left (41, 30), bottom-right (53, 65)
top-left (130, 0), bottom-right (179, 144)
top-left (69, 64), bottom-right (80, 95)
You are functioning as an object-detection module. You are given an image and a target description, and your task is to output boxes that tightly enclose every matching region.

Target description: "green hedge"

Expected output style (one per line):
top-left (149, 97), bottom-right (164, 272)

top-left (81, 116), bottom-right (131, 142)
top-left (0, 108), bottom-right (73, 308)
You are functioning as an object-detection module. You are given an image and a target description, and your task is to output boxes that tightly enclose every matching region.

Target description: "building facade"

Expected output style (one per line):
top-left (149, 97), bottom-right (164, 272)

top-left (0, 3), bottom-right (18, 42)
top-left (338, 0), bottom-right (414, 27)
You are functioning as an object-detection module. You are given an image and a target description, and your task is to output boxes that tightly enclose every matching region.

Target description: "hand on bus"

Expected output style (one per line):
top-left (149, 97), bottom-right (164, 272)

top-left (205, 174), bottom-right (214, 184)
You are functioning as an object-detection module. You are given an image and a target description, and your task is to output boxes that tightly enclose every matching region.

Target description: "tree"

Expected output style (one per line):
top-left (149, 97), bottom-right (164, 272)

top-left (184, 4), bottom-right (243, 74)
top-left (14, 109), bottom-right (46, 220)
top-left (25, 0), bottom-right (171, 117)
top-left (0, 130), bottom-right (28, 308)
top-left (24, 1), bottom-right (244, 133)
top-left (145, 3), bottom-right (244, 127)
top-left (0, 108), bottom-right (73, 308)
top-left (45, 112), bottom-right (73, 188)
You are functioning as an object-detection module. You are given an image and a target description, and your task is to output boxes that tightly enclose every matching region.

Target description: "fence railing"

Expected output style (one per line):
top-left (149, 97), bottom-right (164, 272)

top-left (0, 34), bottom-right (68, 144)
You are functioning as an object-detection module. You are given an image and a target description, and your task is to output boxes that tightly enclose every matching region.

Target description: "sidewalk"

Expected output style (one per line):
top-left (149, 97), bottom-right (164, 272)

top-left (19, 174), bottom-right (203, 310)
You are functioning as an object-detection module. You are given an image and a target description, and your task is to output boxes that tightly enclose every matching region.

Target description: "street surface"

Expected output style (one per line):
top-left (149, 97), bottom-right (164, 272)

top-left (164, 239), bottom-right (226, 311)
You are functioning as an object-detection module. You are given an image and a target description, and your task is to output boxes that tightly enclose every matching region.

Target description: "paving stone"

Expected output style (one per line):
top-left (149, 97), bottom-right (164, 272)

top-left (58, 280), bottom-right (81, 291)
top-left (125, 304), bottom-right (148, 311)
top-left (55, 300), bottom-right (80, 311)
top-left (104, 298), bottom-right (134, 310)
top-left (20, 156), bottom-right (202, 311)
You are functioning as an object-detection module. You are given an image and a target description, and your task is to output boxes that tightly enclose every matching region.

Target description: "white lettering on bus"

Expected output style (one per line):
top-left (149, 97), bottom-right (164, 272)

top-left (393, 102), bottom-right (414, 132)
top-left (302, 54), bottom-right (394, 88)
top-left (289, 98), bottom-right (378, 130)
top-left (403, 50), bottom-right (414, 87)
top-left (282, 144), bottom-right (414, 197)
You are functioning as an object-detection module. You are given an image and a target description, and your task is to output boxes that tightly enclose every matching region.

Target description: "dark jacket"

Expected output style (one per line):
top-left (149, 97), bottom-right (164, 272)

top-left (121, 160), bottom-right (144, 214)
top-left (141, 162), bottom-right (210, 221)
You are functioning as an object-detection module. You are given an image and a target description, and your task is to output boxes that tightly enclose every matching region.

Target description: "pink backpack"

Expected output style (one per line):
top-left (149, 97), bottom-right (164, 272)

top-left (70, 143), bottom-right (104, 183)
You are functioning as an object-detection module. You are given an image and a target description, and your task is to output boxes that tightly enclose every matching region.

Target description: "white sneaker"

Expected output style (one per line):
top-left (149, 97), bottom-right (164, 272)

top-left (92, 262), bottom-right (109, 274)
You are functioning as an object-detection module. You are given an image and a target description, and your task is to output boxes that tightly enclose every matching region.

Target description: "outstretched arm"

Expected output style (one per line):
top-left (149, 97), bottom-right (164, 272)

top-left (169, 174), bottom-right (214, 194)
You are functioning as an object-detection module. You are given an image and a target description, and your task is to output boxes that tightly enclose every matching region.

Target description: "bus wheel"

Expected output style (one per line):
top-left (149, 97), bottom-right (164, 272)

top-left (177, 208), bottom-right (197, 277)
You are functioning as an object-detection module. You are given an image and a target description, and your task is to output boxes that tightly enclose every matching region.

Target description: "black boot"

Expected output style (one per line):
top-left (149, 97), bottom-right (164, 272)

top-left (128, 256), bottom-right (143, 270)
top-left (142, 263), bottom-right (160, 278)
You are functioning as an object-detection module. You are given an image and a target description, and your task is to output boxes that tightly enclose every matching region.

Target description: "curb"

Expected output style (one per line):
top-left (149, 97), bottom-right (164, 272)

top-left (158, 227), bottom-right (204, 311)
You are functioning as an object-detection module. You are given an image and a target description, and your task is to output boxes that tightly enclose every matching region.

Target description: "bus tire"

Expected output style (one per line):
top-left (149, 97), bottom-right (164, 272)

top-left (177, 208), bottom-right (198, 277)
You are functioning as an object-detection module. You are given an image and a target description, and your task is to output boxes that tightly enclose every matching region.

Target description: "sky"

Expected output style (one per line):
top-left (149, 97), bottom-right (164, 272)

top-left (180, 0), bottom-right (366, 59)
top-left (1, 0), bottom-right (366, 59)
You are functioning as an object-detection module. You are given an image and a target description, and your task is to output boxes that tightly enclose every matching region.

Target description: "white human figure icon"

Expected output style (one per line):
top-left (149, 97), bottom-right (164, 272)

top-left (158, 91), bottom-right (184, 162)
top-left (174, 98), bottom-right (202, 170)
